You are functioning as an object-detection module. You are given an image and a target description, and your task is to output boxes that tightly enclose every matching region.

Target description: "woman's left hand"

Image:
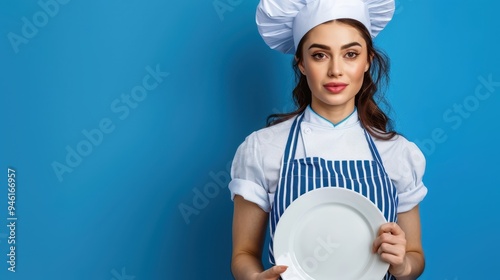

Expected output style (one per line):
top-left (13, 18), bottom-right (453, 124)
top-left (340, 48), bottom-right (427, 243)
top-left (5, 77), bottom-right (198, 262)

top-left (372, 222), bottom-right (409, 277)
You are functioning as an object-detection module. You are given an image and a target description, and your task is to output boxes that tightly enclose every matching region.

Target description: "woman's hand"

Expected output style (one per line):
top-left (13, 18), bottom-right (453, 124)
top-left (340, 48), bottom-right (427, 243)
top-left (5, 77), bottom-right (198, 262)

top-left (250, 266), bottom-right (288, 280)
top-left (372, 222), bottom-right (409, 277)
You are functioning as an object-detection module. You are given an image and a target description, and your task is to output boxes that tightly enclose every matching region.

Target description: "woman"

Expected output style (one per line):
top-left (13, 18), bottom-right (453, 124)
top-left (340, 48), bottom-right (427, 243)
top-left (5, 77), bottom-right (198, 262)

top-left (229, 0), bottom-right (427, 279)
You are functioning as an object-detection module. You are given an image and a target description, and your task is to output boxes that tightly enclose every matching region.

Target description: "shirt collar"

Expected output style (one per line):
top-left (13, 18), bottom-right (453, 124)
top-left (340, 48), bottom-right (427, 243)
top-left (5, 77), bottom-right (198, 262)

top-left (303, 105), bottom-right (359, 128)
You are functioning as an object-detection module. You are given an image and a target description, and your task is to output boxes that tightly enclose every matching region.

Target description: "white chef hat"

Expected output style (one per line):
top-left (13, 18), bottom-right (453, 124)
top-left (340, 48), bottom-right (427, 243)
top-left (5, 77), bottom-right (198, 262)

top-left (256, 0), bottom-right (395, 54)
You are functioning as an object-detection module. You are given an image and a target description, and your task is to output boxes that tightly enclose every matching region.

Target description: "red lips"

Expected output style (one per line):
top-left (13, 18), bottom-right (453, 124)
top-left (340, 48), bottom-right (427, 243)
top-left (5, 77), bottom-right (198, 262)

top-left (324, 82), bottom-right (348, 94)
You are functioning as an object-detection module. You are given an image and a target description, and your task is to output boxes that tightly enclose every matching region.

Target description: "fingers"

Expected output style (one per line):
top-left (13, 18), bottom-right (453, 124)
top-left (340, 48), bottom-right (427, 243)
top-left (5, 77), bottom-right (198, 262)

top-left (373, 222), bottom-right (405, 252)
top-left (378, 222), bottom-right (404, 236)
top-left (373, 231), bottom-right (406, 251)
top-left (259, 265), bottom-right (288, 280)
top-left (377, 242), bottom-right (406, 261)
top-left (372, 222), bottom-right (407, 275)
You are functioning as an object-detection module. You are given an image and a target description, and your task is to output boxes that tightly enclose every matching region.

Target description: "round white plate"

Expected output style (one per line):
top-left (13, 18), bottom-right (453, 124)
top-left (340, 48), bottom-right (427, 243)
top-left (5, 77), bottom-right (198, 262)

top-left (274, 187), bottom-right (389, 280)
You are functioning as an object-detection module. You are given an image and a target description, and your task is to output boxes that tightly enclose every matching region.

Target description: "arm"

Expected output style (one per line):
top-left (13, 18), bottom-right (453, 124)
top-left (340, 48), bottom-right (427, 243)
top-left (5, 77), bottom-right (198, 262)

top-left (373, 205), bottom-right (425, 280)
top-left (231, 195), bottom-right (287, 280)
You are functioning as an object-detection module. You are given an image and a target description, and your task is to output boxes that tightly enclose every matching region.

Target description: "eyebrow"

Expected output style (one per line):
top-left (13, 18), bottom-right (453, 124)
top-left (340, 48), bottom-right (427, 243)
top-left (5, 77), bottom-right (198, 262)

top-left (308, 42), bottom-right (362, 50)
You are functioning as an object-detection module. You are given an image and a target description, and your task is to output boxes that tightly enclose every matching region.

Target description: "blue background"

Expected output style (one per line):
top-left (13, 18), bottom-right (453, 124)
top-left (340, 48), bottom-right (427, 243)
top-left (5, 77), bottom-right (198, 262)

top-left (1, 0), bottom-right (499, 279)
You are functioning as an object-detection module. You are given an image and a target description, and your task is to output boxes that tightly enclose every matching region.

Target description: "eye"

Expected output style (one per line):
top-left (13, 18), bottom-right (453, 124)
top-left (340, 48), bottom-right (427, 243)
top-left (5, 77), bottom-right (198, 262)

top-left (345, 51), bottom-right (359, 59)
top-left (312, 52), bottom-right (328, 60)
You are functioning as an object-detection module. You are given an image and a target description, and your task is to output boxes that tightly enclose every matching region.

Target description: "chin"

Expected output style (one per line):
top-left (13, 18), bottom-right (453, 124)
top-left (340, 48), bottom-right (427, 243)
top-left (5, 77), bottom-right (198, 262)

top-left (318, 97), bottom-right (352, 107)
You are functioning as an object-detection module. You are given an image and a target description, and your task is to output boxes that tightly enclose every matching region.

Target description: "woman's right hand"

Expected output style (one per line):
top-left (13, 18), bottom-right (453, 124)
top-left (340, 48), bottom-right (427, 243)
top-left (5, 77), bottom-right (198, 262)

top-left (251, 266), bottom-right (288, 280)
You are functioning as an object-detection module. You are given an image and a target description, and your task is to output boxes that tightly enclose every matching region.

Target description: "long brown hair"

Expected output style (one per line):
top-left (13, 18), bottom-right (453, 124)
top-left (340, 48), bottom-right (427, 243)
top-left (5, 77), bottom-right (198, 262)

top-left (266, 18), bottom-right (396, 140)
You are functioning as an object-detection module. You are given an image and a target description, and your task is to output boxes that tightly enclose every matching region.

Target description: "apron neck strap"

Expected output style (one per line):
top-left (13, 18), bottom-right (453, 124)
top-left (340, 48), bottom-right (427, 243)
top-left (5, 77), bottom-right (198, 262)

top-left (363, 129), bottom-right (387, 172)
top-left (282, 113), bottom-right (305, 165)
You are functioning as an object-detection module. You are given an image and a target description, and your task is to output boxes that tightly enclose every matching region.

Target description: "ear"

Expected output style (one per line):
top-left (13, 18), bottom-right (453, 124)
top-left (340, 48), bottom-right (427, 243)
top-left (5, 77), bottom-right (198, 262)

top-left (296, 56), bottom-right (306, 75)
top-left (365, 53), bottom-right (373, 72)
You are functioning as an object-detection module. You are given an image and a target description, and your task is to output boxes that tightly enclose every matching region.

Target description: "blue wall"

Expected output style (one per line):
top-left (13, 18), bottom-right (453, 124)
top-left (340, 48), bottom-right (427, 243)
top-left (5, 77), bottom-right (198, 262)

top-left (0, 0), bottom-right (498, 279)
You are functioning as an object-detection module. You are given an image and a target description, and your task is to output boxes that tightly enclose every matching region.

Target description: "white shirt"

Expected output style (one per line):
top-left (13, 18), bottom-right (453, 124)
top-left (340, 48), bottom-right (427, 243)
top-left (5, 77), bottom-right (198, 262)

top-left (229, 106), bottom-right (427, 213)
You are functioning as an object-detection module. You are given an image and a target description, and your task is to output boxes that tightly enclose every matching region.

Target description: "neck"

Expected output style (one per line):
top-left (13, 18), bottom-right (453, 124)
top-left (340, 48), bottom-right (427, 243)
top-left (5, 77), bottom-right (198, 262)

top-left (310, 103), bottom-right (356, 125)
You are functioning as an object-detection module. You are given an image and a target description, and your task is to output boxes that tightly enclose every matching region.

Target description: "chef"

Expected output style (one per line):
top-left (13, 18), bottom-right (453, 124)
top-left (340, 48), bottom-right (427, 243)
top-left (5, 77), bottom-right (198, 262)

top-left (229, 0), bottom-right (427, 279)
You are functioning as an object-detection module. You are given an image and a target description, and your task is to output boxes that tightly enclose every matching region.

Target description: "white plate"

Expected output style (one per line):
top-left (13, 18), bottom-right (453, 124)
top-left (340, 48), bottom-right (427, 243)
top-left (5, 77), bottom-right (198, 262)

top-left (274, 187), bottom-right (389, 280)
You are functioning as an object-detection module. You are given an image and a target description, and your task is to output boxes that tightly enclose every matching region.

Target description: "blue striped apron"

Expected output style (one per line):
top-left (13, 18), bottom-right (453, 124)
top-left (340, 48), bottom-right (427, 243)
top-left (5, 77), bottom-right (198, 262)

top-left (269, 113), bottom-right (399, 280)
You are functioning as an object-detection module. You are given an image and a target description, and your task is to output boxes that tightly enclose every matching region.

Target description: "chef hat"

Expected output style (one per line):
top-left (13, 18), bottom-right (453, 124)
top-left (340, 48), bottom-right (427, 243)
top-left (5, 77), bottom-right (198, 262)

top-left (256, 0), bottom-right (395, 54)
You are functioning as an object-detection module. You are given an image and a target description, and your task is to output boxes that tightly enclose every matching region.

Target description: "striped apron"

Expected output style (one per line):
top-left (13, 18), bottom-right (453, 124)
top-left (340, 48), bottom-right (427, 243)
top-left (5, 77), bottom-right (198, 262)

top-left (269, 113), bottom-right (399, 280)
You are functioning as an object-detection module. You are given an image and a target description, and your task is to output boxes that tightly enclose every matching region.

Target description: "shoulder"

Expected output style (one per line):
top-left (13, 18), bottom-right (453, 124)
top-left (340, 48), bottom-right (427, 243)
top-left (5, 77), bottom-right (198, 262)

top-left (231, 117), bottom-right (294, 170)
top-left (373, 133), bottom-right (425, 164)
top-left (373, 133), bottom-right (428, 212)
top-left (229, 117), bottom-right (295, 212)
top-left (240, 117), bottom-right (295, 151)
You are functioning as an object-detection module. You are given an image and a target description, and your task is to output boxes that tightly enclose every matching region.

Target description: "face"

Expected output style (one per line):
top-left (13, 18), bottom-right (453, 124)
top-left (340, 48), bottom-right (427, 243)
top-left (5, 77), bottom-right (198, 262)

top-left (298, 20), bottom-right (370, 116)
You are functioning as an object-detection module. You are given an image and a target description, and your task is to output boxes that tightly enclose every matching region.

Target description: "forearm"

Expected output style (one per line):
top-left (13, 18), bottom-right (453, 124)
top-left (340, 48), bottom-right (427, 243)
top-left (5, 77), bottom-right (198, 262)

top-left (394, 251), bottom-right (425, 280)
top-left (231, 252), bottom-right (264, 280)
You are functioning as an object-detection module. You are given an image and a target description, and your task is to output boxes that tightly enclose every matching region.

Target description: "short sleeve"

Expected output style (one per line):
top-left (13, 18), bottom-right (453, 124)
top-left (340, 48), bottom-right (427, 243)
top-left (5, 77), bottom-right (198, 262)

top-left (390, 140), bottom-right (428, 213)
top-left (228, 133), bottom-right (271, 212)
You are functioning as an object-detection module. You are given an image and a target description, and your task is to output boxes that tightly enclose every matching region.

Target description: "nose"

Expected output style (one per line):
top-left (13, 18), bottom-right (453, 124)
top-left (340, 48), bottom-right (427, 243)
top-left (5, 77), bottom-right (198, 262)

top-left (328, 58), bottom-right (342, 77)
